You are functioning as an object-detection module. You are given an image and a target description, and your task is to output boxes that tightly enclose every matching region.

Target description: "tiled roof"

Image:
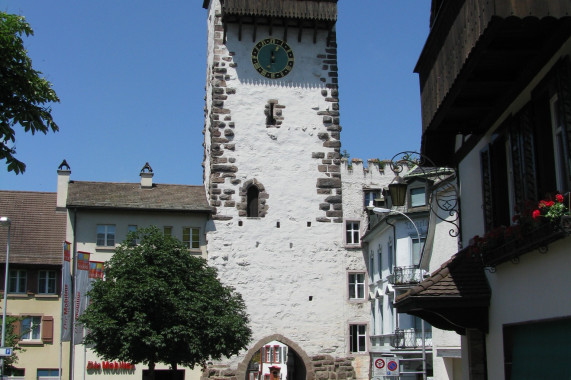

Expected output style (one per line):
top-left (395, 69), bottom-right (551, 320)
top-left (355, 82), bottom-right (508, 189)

top-left (66, 182), bottom-right (213, 213)
top-left (0, 191), bottom-right (66, 265)
top-left (396, 248), bottom-right (490, 302)
top-left (221, 0), bottom-right (337, 21)
top-left (395, 248), bottom-right (490, 334)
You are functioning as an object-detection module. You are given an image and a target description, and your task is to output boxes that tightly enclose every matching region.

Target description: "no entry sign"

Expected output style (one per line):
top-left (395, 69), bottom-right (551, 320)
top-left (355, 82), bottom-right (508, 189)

top-left (371, 356), bottom-right (400, 377)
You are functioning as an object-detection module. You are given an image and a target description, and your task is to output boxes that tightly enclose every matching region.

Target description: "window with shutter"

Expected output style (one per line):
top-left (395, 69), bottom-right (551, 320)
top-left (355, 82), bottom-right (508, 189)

top-left (480, 59), bottom-right (571, 233)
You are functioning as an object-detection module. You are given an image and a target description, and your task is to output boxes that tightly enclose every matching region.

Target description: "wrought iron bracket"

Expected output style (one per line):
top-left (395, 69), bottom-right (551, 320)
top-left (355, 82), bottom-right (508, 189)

top-left (387, 151), bottom-right (460, 239)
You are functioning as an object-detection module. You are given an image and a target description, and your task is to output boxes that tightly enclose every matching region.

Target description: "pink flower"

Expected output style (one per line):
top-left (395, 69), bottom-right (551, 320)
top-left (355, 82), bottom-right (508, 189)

top-left (556, 194), bottom-right (564, 203)
top-left (532, 209), bottom-right (541, 220)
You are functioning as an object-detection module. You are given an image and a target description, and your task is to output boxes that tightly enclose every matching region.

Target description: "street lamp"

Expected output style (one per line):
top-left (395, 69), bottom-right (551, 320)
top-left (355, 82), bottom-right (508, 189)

top-left (372, 207), bottom-right (421, 244)
top-left (0, 217), bottom-right (11, 378)
top-left (385, 151), bottom-right (459, 238)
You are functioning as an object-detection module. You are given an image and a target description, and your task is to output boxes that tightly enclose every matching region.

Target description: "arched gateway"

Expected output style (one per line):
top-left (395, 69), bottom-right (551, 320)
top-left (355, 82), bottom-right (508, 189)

top-left (239, 336), bottom-right (311, 380)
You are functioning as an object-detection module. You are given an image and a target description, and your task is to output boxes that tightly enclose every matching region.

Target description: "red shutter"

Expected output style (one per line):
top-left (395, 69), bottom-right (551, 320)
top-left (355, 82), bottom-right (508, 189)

top-left (41, 316), bottom-right (54, 343)
top-left (11, 319), bottom-right (20, 340)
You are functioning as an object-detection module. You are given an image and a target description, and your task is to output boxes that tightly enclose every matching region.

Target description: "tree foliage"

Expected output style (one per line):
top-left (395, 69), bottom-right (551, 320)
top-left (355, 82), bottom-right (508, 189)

top-left (79, 226), bottom-right (252, 373)
top-left (1, 316), bottom-right (24, 375)
top-left (0, 11), bottom-right (60, 174)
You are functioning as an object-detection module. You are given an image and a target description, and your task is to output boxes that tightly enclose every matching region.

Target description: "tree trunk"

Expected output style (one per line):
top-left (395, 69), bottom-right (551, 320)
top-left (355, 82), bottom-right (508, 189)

top-left (148, 362), bottom-right (155, 380)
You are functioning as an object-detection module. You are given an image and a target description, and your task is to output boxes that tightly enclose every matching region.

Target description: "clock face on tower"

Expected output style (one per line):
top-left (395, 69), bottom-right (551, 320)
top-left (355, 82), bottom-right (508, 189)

top-left (251, 38), bottom-right (295, 79)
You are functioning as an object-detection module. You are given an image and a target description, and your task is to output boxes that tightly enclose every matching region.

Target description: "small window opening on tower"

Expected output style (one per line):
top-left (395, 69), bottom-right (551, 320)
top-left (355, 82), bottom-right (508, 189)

top-left (247, 186), bottom-right (260, 217)
top-left (266, 102), bottom-right (277, 126)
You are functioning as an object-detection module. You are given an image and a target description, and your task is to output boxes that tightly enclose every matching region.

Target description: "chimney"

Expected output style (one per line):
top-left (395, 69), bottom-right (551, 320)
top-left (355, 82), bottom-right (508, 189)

top-left (140, 162), bottom-right (154, 189)
top-left (57, 159), bottom-right (71, 210)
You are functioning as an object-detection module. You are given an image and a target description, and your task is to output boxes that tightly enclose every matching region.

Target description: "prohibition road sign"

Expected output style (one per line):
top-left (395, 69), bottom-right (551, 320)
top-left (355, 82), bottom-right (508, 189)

top-left (374, 358), bottom-right (385, 369)
top-left (387, 360), bottom-right (398, 372)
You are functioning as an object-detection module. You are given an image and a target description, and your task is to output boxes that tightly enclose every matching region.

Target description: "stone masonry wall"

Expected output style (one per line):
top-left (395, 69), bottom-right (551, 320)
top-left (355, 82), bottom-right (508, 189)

top-left (203, 2), bottom-right (344, 222)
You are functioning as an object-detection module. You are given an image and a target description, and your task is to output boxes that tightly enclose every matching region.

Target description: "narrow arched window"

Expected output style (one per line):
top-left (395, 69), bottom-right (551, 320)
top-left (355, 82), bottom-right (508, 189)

top-left (247, 186), bottom-right (259, 217)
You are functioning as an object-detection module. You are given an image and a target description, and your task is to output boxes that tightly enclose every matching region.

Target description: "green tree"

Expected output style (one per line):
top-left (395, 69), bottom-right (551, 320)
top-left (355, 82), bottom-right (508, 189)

top-left (79, 226), bottom-right (251, 378)
top-left (0, 12), bottom-right (60, 174)
top-left (2, 316), bottom-right (24, 375)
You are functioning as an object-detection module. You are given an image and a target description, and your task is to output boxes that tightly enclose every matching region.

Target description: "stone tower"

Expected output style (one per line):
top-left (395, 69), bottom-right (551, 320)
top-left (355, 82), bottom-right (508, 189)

top-left (201, 1), bottom-right (369, 380)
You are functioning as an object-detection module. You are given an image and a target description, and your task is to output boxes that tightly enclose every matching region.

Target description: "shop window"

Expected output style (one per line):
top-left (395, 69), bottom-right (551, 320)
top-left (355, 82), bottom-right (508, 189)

top-left (37, 369), bottom-right (59, 380)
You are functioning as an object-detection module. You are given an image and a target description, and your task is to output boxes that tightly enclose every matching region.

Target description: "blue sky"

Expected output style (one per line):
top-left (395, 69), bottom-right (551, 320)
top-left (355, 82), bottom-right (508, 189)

top-left (0, 1), bottom-right (431, 192)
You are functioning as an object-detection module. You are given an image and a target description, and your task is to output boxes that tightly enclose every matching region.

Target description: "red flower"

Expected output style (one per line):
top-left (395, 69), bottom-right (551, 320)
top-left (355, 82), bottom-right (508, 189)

top-left (532, 209), bottom-right (541, 220)
top-left (546, 200), bottom-right (555, 207)
top-left (556, 194), bottom-right (564, 203)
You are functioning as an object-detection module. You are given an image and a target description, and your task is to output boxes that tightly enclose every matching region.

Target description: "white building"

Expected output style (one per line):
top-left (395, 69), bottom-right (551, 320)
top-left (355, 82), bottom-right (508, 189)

top-left (361, 172), bottom-right (432, 379)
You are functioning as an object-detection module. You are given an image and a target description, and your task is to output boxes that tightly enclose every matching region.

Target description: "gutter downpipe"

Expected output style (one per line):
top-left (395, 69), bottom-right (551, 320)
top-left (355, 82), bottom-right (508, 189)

top-left (384, 218), bottom-right (398, 331)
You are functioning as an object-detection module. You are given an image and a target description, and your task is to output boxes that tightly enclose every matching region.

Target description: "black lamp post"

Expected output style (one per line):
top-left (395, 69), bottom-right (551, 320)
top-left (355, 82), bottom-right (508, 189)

top-left (388, 175), bottom-right (408, 207)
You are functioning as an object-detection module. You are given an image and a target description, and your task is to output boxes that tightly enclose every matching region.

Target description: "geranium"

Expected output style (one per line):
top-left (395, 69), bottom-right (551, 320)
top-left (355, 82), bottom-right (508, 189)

top-left (469, 193), bottom-right (568, 256)
top-left (534, 193), bottom-right (568, 222)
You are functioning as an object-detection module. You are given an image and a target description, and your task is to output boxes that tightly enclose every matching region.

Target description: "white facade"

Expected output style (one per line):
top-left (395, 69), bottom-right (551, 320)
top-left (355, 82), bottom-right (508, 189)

top-left (453, 40), bottom-right (571, 379)
top-left (202, 1), bottom-right (370, 379)
top-left (362, 203), bottom-right (432, 379)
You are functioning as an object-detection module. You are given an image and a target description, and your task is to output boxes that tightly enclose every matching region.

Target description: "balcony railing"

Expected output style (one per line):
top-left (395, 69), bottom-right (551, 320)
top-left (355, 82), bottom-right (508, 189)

top-left (370, 330), bottom-right (432, 350)
top-left (475, 222), bottom-right (567, 268)
top-left (391, 329), bottom-right (432, 349)
top-left (387, 266), bottom-right (424, 285)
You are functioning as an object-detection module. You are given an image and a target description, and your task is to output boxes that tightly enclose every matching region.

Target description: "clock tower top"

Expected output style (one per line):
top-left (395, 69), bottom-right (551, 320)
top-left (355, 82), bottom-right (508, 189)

top-left (202, 0), bottom-right (337, 44)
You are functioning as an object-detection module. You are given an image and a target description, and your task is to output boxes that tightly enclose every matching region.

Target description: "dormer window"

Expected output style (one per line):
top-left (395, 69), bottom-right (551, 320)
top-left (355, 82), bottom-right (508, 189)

top-left (410, 187), bottom-right (426, 208)
top-left (364, 190), bottom-right (382, 208)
